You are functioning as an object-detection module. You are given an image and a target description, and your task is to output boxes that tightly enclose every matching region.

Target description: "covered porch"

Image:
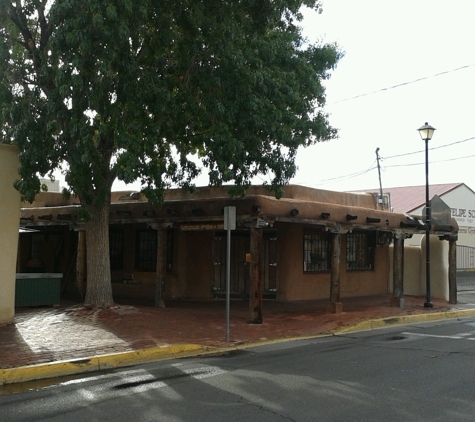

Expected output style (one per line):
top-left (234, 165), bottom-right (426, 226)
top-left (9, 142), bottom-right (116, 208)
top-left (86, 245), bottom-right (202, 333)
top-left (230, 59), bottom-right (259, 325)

top-left (17, 185), bottom-right (459, 323)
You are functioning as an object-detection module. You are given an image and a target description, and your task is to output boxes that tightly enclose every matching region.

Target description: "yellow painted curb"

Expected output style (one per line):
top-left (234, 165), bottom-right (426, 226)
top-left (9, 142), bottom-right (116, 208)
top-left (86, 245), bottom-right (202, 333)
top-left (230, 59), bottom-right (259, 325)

top-left (334, 308), bottom-right (475, 334)
top-left (97, 344), bottom-right (216, 370)
top-left (3, 309), bottom-right (475, 387)
top-left (1, 344), bottom-right (216, 386)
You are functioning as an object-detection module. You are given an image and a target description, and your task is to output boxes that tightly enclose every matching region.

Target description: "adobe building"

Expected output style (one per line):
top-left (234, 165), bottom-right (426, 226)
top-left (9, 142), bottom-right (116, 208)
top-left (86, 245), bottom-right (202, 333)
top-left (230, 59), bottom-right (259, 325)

top-left (17, 185), bottom-right (459, 317)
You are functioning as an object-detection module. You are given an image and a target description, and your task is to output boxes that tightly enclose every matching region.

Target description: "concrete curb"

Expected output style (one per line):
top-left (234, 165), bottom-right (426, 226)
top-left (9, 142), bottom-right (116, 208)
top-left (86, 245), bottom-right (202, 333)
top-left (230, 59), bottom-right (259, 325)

top-left (3, 308), bottom-right (475, 387)
top-left (332, 308), bottom-right (475, 334)
top-left (1, 344), bottom-right (217, 386)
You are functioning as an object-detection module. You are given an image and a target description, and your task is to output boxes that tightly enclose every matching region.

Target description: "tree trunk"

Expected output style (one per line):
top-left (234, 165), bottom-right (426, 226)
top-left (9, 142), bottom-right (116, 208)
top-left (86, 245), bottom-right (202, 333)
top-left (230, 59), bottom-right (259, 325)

top-left (76, 230), bottom-right (87, 300)
top-left (83, 203), bottom-right (114, 307)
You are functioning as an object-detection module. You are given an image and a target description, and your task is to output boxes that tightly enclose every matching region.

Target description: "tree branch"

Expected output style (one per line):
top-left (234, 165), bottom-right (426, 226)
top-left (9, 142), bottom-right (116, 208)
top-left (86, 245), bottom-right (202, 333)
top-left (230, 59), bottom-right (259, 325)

top-left (9, 1), bottom-right (35, 54)
top-left (35, 0), bottom-right (53, 50)
top-left (8, 1), bottom-right (53, 77)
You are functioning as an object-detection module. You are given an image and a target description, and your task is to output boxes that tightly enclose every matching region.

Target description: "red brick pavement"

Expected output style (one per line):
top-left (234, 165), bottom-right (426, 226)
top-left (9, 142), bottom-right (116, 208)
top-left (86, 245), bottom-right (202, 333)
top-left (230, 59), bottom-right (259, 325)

top-left (0, 295), bottom-right (468, 370)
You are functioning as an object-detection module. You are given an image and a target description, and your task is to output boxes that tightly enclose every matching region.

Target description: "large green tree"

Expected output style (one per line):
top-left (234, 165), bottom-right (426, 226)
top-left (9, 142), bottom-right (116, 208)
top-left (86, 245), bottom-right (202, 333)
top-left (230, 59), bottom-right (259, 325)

top-left (0, 0), bottom-right (341, 307)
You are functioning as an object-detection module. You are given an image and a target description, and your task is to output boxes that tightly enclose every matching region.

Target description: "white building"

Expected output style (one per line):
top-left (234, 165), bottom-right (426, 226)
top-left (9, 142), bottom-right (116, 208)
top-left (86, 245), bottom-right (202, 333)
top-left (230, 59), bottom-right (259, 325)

top-left (40, 178), bottom-right (61, 192)
top-left (361, 183), bottom-right (475, 270)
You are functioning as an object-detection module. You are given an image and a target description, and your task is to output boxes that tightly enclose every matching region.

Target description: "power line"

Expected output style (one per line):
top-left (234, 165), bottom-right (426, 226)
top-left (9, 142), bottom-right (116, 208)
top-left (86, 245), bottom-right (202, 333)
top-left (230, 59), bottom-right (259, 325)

top-left (315, 160), bottom-right (376, 184)
top-left (330, 64), bottom-right (475, 105)
top-left (384, 136), bottom-right (475, 160)
top-left (384, 153), bottom-right (475, 169)
top-left (308, 138), bottom-right (475, 187)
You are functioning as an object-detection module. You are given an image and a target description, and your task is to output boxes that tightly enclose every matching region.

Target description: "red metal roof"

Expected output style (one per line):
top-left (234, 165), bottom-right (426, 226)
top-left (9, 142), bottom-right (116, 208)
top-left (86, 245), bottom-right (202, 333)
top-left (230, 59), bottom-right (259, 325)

top-left (352, 183), bottom-right (464, 213)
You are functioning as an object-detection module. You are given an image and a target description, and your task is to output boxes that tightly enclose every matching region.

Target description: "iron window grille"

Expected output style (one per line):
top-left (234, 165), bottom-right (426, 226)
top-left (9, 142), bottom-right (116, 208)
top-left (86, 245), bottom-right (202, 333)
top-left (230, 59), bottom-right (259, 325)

top-left (135, 229), bottom-right (157, 272)
top-left (346, 231), bottom-right (376, 271)
top-left (304, 228), bottom-right (331, 272)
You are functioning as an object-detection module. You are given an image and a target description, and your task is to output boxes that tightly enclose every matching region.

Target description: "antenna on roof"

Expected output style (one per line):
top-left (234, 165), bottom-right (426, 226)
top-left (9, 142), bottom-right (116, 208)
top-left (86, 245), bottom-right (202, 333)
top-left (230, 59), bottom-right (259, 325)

top-left (376, 148), bottom-right (384, 210)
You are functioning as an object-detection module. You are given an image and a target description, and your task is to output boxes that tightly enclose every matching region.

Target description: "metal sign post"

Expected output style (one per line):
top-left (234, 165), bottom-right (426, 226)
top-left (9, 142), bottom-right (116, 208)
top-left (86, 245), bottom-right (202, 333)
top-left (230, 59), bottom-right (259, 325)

top-left (223, 206), bottom-right (236, 342)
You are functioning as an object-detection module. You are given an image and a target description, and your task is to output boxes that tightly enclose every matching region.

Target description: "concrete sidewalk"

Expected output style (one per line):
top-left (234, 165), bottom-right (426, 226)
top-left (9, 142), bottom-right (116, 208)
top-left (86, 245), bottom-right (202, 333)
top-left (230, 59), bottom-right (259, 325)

top-left (2, 293), bottom-right (475, 387)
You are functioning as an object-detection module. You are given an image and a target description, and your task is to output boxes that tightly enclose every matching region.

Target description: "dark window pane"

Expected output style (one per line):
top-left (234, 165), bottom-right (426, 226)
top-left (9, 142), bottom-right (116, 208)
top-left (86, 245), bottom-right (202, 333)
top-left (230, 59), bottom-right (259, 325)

top-left (346, 231), bottom-right (375, 271)
top-left (135, 229), bottom-right (157, 271)
top-left (303, 228), bottom-right (331, 272)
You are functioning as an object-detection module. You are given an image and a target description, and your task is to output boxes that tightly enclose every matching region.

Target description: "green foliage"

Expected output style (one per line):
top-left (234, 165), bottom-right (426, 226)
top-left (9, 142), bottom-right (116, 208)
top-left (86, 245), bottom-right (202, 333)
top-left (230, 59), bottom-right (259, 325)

top-left (0, 0), bottom-right (341, 205)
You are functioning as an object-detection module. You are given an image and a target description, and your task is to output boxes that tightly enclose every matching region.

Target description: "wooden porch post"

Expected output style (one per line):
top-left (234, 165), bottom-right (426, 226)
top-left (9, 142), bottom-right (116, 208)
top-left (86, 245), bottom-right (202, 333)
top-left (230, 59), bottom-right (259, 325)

top-left (448, 236), bottom-right (457, 304)
top-left (391, 232), bottom-right (405, 308)
top-left (150, 224), bottom-right (165, 308)
top-left (328, 230), bottom-right (343, 313)
top-left (249, 227), bottom-right (263, 324)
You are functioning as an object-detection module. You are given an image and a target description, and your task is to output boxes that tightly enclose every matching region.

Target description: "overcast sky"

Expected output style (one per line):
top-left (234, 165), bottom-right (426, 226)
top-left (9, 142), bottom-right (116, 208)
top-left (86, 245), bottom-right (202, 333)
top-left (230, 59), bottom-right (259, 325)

top-left (111, 1), bottom-right (475, 193)
top-left (290, 0), bottom-right (475, 193)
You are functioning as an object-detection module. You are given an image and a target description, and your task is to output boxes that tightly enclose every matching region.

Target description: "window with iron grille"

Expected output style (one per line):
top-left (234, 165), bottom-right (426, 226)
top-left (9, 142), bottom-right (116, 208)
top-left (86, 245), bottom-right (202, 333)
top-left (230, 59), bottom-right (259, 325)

top-left (303, 228), bottom-right (331, 272)
top-left (109, 229), bottom-right (124, 270)
top-left (135, 229), bottom-right (157, 271)
top-left (346, 231), bottom-right (376, 271)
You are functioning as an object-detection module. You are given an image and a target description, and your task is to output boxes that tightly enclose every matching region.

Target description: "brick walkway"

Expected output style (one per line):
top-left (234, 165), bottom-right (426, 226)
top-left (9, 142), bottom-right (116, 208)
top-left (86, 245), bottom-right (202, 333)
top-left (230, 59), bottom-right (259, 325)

top-left (2, 294), bottom-right (473, 371)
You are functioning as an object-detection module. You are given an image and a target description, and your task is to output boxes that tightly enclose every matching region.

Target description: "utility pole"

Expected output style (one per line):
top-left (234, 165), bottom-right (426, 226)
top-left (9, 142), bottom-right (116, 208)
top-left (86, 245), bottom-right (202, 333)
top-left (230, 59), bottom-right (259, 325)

top-left (375, 148), bottom-right (384, 210)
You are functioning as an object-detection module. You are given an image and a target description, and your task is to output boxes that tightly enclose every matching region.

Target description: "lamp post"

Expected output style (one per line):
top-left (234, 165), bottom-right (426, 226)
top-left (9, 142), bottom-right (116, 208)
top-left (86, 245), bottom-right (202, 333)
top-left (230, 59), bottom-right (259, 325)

top-left (418, 122), bottom-right (436, 308)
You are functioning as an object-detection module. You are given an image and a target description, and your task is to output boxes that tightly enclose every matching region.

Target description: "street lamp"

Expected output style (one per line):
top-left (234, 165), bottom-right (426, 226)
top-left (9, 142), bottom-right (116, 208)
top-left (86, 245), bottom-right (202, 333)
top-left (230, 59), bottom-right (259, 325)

top-left (418, 122), bottom-right (436, 308)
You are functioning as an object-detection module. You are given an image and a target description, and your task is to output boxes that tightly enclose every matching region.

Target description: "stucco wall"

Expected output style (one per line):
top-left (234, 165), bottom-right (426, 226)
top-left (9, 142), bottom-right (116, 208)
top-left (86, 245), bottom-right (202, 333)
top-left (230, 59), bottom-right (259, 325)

top-left (276, 223), bottom-right (332, 301)
top-left (389, 236), bottom-right (449, 300)
top-left (21, 191), bottom-right (78, 207)
top-left (30, 184), bottom-right (378, 210)
top-left (341, 241), bottom-right (389, 297)
top-left (277, 223), bottom-right (390, 301)
top-left (421, 235), bottom-right (449, 301)
top-left (389, 244), bottom-right (421, 296)
top-left (0, 145), bottom-right (21, 324)
top-left (159, 184), bottom-right (377, 209)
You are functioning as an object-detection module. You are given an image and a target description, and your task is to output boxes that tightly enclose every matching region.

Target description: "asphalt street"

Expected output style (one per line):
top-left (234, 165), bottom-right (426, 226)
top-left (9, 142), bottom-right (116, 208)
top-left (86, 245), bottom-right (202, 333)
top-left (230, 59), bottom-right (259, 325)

top-left (2, 317), bottom-right (475, 422)
top-left (457, 271), bottom-right (475, 291)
